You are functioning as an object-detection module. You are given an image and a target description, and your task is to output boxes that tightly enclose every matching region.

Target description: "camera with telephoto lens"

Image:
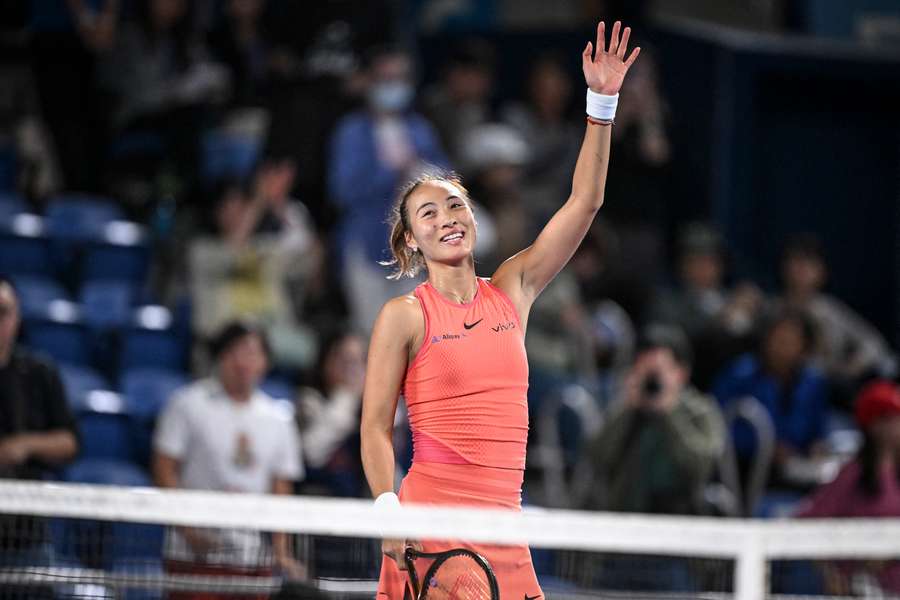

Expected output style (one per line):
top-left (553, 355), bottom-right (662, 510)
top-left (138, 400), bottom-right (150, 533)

top-left (640, 372), bottom-right (663, 401)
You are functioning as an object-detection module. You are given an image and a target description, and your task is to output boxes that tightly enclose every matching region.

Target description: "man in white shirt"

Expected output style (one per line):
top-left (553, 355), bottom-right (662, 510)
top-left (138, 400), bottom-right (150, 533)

top-left (153, 321), bottom-right (305, 596)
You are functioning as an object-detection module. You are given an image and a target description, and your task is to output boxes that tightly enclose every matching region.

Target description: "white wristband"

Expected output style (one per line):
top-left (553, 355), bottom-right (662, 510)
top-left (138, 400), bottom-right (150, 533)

top-left (374, 491), bottom-right (400, 510)
top-left (586, 89), bottom-right (619, 122)
top-left (374, 492), bottom-right (401, 538)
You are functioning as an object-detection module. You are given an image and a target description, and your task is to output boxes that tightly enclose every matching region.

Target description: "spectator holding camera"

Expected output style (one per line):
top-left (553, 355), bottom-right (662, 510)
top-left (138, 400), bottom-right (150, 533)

top-left (586, 324), bottom-right (726, 515)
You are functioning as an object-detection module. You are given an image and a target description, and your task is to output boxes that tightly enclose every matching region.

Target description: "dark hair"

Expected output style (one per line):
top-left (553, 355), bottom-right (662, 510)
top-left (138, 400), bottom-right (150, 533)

top-left (782, 233), bottom-right (825, 263)
top-left (447, 39), bottom-right (496, 72)
top-left (360, 44), bottom-right (412, 72)
top-left (677, 221), bottom-right (724, 258)
top-left (312, 326), bottom-right (365, 391)
top-left (204, 176), bottom-right (249, 233)
top-left (382, 169), bottom-right (471, 280)
top-left (136, 0), bottom-right (196, 70)
top-left (760, 308), bottom-right (817, 354)
top-left (857, 430), bottom-right (900, 497)
top-left (209, 320), bottom-right (271, 362)
top-left (636, 323), bottom-right (693, 369)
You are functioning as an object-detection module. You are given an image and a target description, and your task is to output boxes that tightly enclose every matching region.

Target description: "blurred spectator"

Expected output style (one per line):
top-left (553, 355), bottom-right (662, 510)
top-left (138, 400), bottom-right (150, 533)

top-left (584, 324), bottom-right (725, 592)
top-left (0, 278), bottom-right (78, 589)
top-left (296, 329), bottom-right (366, 497)
top-left (262, 1), bottom-right (394, 228)
top-left (503, 52), bottom-right (581, 223)
top-left (525, 270), bottom-right (595, 393)
top-left (796, 380), bottom-right (900, 594)
top-left (529, 218), bottom-right (636, 407)
top-left (652, 222), bottom-right (765, 389)
top-left (421, 39), bottom-right (496, 166)
top-left (569, 218), bottom-right (647, 360)
top-left (189, 160), bottom-right (319, 370)
top-left (207, 0), bottom-right (271, 110)
top-left (459, 123), bottom-right (530, 273)
top-left (525, 272), bottom-right (635, 411)
top-left (584, 298), bottom-right (637, 407)
top-left (328, 45), bottom-right (447, 331)
top-left (98, 0), bottom-right (229, 194)
top-left (600, 49), bottom-right (672, 323)
top-left (779, 234), bottom-right (896, 393)
top-left (153, 321), bottom-right (306, 591)
top-left (587, 324), bottom-right (725, 515)
top-left (28, 0), bottom-right (118, 193)
top-left (713, 309), bottom-right (830, 491)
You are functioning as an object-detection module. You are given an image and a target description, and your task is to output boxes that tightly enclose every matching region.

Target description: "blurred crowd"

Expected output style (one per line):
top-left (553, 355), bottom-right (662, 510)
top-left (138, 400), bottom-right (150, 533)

top-left (1, 0), bottom-right (900, 595)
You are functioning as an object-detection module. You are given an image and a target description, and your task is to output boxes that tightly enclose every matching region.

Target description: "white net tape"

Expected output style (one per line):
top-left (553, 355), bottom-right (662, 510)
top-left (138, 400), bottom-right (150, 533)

top-left (2, 480), bottom-right (900, 599)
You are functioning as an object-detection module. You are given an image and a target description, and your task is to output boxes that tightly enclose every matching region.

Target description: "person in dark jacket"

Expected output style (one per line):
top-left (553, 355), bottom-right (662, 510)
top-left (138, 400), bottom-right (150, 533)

top-left (0, 277), bottom-right (79, 598)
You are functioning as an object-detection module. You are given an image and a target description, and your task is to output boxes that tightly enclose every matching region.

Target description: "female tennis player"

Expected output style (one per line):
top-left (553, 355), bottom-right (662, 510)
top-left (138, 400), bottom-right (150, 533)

top-left (361, 21), bottom-right (640, 599)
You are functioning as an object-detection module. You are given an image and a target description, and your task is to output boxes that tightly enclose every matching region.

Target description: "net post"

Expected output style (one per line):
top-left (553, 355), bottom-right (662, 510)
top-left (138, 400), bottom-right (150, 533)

top-left (734, 529), bottom-right (766, 600)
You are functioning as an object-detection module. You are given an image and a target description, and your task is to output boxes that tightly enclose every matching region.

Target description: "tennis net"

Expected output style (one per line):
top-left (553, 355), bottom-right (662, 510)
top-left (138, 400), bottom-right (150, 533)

top-left (1, 479), bottom-right (899, 599)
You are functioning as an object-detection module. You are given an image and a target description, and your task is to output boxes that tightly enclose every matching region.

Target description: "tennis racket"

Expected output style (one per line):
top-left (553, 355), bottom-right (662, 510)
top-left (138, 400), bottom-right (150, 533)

top-left (404, 547), bottom-right (499, 600)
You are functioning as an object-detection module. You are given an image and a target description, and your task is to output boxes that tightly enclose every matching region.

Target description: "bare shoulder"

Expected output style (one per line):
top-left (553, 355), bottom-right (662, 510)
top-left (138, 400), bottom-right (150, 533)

top-left (374, 292), bottom-right (424, 338)
top-left (381, 293), bottom-right (421, 321)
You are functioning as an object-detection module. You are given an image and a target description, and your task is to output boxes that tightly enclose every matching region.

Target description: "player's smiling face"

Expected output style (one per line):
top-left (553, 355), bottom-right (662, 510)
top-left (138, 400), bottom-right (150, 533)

top-left (405, 180), bottom-right (476, 266)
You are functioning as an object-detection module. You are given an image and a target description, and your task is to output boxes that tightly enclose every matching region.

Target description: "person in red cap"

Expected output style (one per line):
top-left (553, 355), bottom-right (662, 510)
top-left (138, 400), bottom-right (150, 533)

top-left (796, 379), bottom-right (900, 594)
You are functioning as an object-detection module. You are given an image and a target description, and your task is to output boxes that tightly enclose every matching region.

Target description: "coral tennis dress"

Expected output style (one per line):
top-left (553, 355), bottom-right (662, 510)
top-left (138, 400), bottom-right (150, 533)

top-left (376, 278), bottom-right (543, 599)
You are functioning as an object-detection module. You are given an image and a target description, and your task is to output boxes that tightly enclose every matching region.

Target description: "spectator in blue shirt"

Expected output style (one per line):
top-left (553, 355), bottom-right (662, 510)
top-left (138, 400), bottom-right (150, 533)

top-left (328, 45), bottom-right (448, 331)
top-left (712, 309), bottom-right (829, 489)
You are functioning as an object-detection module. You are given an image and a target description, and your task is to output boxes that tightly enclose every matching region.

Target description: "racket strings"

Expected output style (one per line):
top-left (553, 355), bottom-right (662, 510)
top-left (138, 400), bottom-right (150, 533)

top-left (426, 557), bottom-right (492, 600)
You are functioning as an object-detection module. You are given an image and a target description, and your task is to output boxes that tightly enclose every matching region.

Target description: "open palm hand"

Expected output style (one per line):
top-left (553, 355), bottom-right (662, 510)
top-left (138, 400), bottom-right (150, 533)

top-left (582, 21), bottom-right (640, 95)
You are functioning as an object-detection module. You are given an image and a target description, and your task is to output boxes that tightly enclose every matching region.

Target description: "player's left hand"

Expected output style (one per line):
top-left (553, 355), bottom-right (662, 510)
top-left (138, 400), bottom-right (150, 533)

top-left (582, 21), bottom-right (641, 95)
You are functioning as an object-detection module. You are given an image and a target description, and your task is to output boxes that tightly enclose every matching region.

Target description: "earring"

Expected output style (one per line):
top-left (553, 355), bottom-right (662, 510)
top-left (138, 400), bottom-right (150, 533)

top-left (410, 247), bottom-right (418, 253)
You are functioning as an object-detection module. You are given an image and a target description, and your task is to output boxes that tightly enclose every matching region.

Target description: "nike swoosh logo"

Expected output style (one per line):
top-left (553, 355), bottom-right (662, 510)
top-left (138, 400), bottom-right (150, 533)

top-left (463, 318), bottom-right (483, 330)
top-left (525, 594), bottom-right (542, 600)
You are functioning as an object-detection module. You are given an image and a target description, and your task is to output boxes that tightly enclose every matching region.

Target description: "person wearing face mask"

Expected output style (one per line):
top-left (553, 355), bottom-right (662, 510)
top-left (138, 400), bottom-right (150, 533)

top-left (328, 46), bottom-right (448, 332)
top-left (360, 22), bottom-right (640, 599)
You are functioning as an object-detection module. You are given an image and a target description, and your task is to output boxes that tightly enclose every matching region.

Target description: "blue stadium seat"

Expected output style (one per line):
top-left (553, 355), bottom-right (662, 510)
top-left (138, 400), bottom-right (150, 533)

top-left (202, 131), bottom-right (261, 182)
top-left (0, 143), bottom-right (16, 191)
top-left (0, 229), bottom-right (53, 277)
top-left (82, 241), bottom-right (151, 286)
top-left (9, 275), bottom-right (69, 319)
top-left (58, 459), bottom-right (161, 572)
top-left (261, 376), bottom-right (295, 401)
top-left (64, 457), bottom-right (151, 487)
top-left (75, 391), bottom-right (136, 461)
top-left (79, 219), bottom-right (151, 287)
top-left (121, 325), bottom-right (186, 372)
top-left (59, 364), bottom-right (108, 408)
top-left (0, 191), bottom-right (24, 220)
top-left (24, 314), bottom-right (92, 367)
top-left (79, 280), bottom-right (134, 330)
top-left (121, 367), bottom-right (186, 421)
top-left (45, 195), bottom-right (123, 242)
